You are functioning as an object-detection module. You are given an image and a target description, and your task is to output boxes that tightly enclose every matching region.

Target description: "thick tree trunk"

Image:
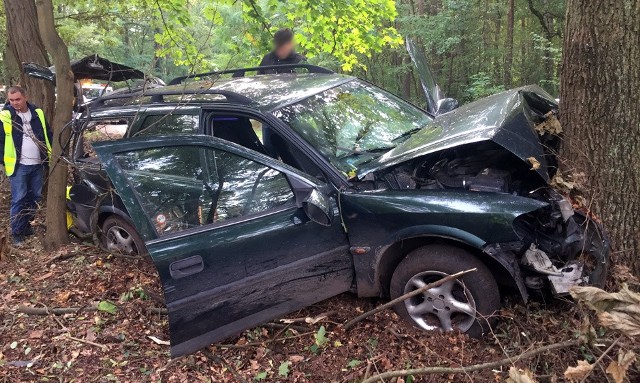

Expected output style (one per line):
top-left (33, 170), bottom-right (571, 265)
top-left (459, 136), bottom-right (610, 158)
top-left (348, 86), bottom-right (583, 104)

top-left (503, 0), bottom-right (514, 88)
top-left (560, 0), bottom-right (640, 272)
top-left (3, 0), bottom-right (55, 121)
top-left (35, 0), bottom-right (74, 250)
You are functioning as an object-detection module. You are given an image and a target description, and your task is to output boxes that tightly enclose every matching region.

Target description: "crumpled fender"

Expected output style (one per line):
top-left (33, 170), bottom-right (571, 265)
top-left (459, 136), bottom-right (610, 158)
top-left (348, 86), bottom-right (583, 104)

top-left (340, 189), bottom-right (548, 297)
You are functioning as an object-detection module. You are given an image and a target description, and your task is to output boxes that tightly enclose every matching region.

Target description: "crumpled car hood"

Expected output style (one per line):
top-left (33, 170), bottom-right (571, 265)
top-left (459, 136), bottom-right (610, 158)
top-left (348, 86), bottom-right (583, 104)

top-left (357, 85), bottom-right (558, 182)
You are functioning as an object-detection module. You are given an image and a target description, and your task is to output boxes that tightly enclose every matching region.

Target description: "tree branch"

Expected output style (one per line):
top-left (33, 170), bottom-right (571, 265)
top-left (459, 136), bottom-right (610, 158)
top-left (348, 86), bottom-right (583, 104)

top-left (342, 268), bottom-right (477, 330)
top-left (361, 338), bottom-right (583, 383)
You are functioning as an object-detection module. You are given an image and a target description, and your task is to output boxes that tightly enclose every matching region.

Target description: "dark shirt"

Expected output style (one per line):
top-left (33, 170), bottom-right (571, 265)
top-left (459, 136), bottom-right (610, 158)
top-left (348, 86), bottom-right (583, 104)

top-left (257, 51), bottom-right (306, 74)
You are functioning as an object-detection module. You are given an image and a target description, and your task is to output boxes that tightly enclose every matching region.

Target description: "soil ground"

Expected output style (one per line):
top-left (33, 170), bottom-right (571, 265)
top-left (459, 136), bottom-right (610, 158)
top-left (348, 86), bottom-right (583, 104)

top-left (0, 179), bottom-right (636, 382)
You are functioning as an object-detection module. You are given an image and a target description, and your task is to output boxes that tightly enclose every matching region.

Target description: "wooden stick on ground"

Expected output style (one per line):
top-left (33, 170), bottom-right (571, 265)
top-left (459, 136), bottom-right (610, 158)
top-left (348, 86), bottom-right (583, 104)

top-left (16, 305), bottom-right (166, 316)
top-left (361, 338), bottom-right (583, 383)
top-left (342, 268), bottom-right (477, 330)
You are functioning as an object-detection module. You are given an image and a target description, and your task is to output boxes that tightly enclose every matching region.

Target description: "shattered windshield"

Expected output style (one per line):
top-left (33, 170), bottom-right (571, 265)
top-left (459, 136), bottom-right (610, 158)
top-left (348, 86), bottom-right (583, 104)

top-left (275, 80), bottom-right (432, 175)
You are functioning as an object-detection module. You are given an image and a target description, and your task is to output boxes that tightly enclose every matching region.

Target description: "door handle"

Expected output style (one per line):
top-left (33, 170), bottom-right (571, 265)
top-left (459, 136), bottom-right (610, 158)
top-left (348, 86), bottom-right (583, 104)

top-left (170, 255), bottom-right (204, 279)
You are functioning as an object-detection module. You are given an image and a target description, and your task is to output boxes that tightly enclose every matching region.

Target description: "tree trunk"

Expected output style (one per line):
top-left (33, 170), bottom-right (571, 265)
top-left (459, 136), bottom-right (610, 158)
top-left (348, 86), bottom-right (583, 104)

top-left (3, 0), bottom-right (55, 122)
top-left (560, 0), bottom-right (640, 272)
top-left (35, 0), bottom-right (74, 250)
top-left (493, 7), bottom-right (502, 82)
top-left (503, 0), bottom-right (514, 88)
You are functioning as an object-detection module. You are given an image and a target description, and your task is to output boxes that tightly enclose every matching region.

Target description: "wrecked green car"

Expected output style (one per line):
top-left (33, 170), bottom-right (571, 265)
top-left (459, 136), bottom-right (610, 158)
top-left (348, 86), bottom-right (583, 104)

top-left (55, 57), bottom-right (607, 357)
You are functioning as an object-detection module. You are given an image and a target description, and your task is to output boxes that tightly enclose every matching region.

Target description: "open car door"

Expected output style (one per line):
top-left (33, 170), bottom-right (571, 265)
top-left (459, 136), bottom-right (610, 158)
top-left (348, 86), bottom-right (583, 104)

top-left (406, 38), bottom-right (459, 115)
top-left (92, 135), bottom-right (353, 357)
top-left (22, 54), bottom-right (145, 84)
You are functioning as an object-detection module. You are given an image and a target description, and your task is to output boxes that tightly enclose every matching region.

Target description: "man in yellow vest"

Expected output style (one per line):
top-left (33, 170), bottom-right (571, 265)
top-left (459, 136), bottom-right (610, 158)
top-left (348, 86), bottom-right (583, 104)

top-left (0, 86), bottom-right (52, 246)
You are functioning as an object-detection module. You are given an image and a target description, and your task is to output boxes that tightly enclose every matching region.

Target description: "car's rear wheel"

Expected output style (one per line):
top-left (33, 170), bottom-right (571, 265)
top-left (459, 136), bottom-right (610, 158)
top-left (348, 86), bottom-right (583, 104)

top-left (101, 216), bottom-right (147, 256)
top-left (390, 244), bottom-right (500, 337)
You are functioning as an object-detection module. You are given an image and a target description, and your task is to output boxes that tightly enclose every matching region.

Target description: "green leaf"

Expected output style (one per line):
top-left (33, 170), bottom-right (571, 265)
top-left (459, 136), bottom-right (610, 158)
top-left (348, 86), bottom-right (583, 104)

top-left (314, 325), bottom-right (328, 346)
top-left (347, 359), bottom-right (362, 369)
top-left (254, 371), bottom-right (267, 381)
top-left (10, 341), bottom-right (17, 349)
top-left (278, 361), bottom-right (290, 377)
top-left (97, 301), bottom-right (118, 315)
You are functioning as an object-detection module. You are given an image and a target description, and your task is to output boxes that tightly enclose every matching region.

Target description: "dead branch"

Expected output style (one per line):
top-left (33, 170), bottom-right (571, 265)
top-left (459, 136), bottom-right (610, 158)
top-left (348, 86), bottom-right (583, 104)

top-left (16, 304), bottom-right (166, 316)
top-left (16, 305), bottom-right (96, 315)
top-left (64, 335), bottom-right (108, 351)
top-left (360, 338), bottom-right (583, 383)
top-left (263, 322), bottom-right (310, 333)
top-left (342, 268), bottom-right (477, 330)
top-left (202, 349), bottom-right (249, 383)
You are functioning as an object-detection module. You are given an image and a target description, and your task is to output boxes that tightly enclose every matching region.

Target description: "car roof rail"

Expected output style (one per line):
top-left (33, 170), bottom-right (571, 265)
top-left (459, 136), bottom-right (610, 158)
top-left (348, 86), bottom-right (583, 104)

top-left (168, 64), bottom-right (335, 86)
top-left (146, 89), bottom-right (255, 105)
top-left (85, 87), bottom-right (255, 109)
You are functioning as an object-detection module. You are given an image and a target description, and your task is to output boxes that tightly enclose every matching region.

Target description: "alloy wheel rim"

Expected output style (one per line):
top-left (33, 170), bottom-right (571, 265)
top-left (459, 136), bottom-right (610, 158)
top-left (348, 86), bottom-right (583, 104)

top-left (105, 225), bottom-right (136, 255)
top-left (403, 271), bottom-right (477, 332)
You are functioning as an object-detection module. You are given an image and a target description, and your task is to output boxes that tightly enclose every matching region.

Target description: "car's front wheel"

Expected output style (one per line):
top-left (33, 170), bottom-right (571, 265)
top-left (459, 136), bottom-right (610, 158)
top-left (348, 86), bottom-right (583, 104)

top-left (101, 215), bottom-right (147, 256)
top-left (390, 244), bottom-right (500, 337)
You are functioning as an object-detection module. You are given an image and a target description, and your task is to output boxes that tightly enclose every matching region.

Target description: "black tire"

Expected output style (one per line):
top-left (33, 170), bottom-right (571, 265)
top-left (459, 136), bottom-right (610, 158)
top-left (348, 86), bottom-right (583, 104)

top-left (390, 244), bottom-right (500, 337)
top-left (101, 215), bottom-right (147, 256)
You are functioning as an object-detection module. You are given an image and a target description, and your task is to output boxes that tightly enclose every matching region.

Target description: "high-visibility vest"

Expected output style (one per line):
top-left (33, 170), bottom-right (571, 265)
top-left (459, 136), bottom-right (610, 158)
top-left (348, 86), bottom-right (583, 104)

top-left (2, 108), bottom-right (51, 176)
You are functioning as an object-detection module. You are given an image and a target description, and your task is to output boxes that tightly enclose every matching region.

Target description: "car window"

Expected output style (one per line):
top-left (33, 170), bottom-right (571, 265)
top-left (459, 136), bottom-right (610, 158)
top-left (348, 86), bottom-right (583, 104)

top-left (275, 80), bottom-right (432, 174)
top-left (134, 114), bottom-right (199, 137)
top-left (77, 120), bottom-right (129, 159)
top-left (114, 146), bottom-right (294, 236)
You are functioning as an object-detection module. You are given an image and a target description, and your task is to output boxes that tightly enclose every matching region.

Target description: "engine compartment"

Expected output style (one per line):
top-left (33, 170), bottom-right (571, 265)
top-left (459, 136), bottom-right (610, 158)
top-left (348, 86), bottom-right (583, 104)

top-left (355, 133), bottom-right (608, 297)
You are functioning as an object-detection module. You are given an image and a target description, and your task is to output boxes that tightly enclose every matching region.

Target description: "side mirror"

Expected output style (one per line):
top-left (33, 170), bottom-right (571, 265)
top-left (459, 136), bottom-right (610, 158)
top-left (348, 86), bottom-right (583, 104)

top-left (302, 189), bottom-right (333, 226)
top-left (435, 98), bottom-right (459, 115)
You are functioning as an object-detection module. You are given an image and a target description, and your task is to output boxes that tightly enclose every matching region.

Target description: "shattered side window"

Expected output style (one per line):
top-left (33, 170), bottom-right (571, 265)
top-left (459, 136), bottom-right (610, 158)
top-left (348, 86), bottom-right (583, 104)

top-left (114, 146), bottom-right (295, 236)
top-left (78, 120), bottom-right (129, 159)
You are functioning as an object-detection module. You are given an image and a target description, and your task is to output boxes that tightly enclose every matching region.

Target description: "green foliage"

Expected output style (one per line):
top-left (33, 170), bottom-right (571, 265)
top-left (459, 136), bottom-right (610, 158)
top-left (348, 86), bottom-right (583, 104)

top-left (464, 72), bottom-right (505, 102)
top-left (309, 325), bottom-right (329, 354)
top-left (278, 361), bottom-right (291, 377)
top-left (97, 300), bottom-right (118, 314)
top-left (26, 0), bottom-right (565, 101)
top-left (243, 0), bottom-right (403, 71)
top-left (50, 0), bottom-right (401, 76)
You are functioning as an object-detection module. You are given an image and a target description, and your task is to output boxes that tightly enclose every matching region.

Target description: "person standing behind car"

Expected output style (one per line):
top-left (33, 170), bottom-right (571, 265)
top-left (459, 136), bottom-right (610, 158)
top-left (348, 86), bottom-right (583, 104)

top-left (0, 86), bottom-right (52, 246)
top-left (258, 28), bottom-right (306, 74)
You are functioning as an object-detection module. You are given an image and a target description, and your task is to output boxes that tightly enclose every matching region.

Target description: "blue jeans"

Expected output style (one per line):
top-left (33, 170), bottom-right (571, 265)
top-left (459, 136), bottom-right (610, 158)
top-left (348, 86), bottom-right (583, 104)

top-left (9, 164), bottom-right (44, 237)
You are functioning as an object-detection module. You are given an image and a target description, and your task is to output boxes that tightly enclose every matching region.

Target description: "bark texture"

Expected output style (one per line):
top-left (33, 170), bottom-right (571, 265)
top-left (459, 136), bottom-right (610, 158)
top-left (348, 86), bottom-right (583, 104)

top-left (560, 0), bottom-right (640, 271)
top-left (503, 0), bottom-right (514, 87)
top-left (35, 0), bottom-right (74, 250)
top-left (3, 0), bottom-right (55, 121)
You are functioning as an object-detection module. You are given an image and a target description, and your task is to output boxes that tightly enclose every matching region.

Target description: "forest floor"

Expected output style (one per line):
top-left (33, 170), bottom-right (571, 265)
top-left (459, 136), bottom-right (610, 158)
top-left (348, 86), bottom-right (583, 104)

top-left (0, 179), bottom-right (637, 383)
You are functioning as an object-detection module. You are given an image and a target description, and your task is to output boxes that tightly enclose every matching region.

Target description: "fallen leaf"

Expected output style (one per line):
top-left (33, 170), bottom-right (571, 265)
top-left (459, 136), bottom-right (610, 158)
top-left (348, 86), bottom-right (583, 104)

top-left (507, 367), bottom-right (537, 383)
top-left (86, 328), bottom-right (97, 343)
top-left (34, 272), bottom-right (53, 282)
top-left (571, 285), bottom-right (640, 337)
top-left (147, 336), bottom-right (170, 345)
top-left (56, 291), bottom-right (71, 303)
top-left (97, 300), bottom-right (118, 315)
top-left (535, 112), bottom-right (563, 135)
top-left (29, 330), bottom-right (43, 339)
top-left (288, 355), bottom-right (304, 363)
top-left (564, 360), bottom-right (593, 381)
top-left (605, 349), bottom-right (636, 383)
top-left (550, 174), bottom-right (577, 192)
top-left (527, 157), bottom-right (541, 170)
